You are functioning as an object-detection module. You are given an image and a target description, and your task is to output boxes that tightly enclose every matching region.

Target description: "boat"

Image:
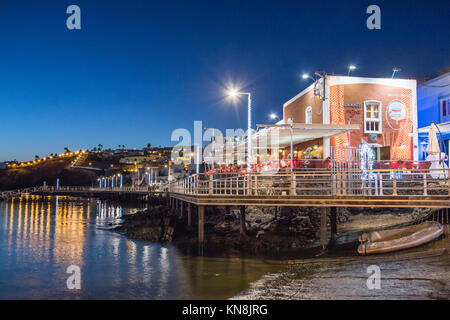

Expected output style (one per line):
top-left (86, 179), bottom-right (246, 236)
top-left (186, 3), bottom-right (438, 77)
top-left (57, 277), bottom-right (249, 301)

top-left (358, 221), bottom-right (444, 255)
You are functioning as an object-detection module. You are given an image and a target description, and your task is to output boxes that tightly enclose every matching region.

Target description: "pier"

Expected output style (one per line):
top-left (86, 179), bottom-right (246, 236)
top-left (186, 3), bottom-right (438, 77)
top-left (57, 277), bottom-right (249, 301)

top-left (2, 168), bottom-right (450, 249)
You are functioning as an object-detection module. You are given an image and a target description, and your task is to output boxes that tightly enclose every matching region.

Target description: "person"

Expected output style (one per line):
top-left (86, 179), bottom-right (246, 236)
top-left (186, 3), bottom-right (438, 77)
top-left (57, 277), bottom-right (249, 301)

top-left (324, 156), bottom-right (331, 169)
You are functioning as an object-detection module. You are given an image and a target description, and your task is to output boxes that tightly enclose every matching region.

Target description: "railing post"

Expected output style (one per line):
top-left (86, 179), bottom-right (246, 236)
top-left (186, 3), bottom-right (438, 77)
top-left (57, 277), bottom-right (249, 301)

top-left (447, 169), bottom-right (450, 196)
top-left (195, 175), bottom-right (198, 194)
top-left (290, 172), bottom-right (296, 196)
top-left (246, 174), bottom-right (251, 196)
top-left (379, 173), bottom-right (383, 196)
top-left (336, 171), bottom-right (341, 196)
top-left (424, 172), bottom-right (428, 196)
top-left (342, 171), bottom-right (347, 196)
top-left (209, 174), bottom-right (213, 194)
top-left (254, 175), bottom-right (258, 196)
top-left (374, 173), bottom-right (378, 196)
top-left (393, 171), bottom-right (398, 196)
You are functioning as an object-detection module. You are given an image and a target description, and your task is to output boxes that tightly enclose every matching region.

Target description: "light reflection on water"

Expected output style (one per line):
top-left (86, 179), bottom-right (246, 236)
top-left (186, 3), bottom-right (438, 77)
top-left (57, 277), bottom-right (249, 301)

top-left (0, 196), bottom-right (274, 299)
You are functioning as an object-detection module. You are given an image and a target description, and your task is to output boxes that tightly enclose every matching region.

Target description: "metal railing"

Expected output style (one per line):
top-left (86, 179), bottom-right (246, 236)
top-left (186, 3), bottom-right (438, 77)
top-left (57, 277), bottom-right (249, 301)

top-left (1, 186), bottom-right (155, 199)
top-left (169, 168), bottom-right (450, 198)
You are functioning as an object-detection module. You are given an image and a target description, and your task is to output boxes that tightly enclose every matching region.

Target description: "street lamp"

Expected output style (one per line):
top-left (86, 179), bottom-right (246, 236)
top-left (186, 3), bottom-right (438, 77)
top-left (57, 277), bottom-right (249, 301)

top-left (348, 65), bottom-right (356, 76)
top-left (392, 67), bottom-right (401, 78)
top-left (302, 73), bottom-right (315, 82)
top-left (226, 88), bottom-right (252, 172)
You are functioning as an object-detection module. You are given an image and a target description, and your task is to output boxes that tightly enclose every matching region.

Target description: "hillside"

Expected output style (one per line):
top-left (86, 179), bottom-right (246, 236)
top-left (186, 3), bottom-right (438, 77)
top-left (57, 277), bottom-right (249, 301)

top-left (0, 156), bottom-right (101, 190)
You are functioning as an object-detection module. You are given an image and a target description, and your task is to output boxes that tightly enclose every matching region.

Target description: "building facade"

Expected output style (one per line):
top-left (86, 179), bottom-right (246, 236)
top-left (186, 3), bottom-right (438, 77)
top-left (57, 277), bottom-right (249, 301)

top-left (417, 72), bottom-right (450, 160)
top-left (282, 75), bottom-right (418, 162)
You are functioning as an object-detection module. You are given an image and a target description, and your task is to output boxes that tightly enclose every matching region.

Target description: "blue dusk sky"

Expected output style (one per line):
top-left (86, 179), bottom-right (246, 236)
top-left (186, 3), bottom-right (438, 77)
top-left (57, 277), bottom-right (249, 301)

top-left (0, 0), bottom-right (449, 161)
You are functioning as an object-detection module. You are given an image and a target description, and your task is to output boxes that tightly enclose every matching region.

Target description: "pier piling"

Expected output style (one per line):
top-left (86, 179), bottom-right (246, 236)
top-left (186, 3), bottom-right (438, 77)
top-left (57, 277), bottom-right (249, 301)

top-left (329, 207), bottom-right (337, 248)
top-left (187, 203), bottom-right (192, 227)
top-left (320, 207), bottom-right (327, 250)
top-left (198, 205), bottom-right (205, 243)
top-left (240, 206), bottom-right (247, 236)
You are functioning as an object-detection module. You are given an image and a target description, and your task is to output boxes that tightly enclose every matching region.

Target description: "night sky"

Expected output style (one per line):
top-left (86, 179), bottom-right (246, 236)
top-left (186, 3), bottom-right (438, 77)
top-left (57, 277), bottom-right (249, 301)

top-left (0, 0), bottom-right (449, 161)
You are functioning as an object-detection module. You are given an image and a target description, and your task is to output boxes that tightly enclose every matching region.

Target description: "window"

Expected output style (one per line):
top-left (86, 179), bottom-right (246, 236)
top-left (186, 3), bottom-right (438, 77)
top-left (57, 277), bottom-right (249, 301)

top-left (440, 97), bottom-right (450, 123)
top-left (305, 106), bottom-right (312, 124)
top-left (364, 101), bottom-right (382, 134)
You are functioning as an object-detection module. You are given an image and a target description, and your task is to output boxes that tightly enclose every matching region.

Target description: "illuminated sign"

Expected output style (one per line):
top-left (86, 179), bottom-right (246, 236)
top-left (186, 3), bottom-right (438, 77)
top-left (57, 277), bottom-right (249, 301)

top-left (388, 100), bottom-right (406, 122)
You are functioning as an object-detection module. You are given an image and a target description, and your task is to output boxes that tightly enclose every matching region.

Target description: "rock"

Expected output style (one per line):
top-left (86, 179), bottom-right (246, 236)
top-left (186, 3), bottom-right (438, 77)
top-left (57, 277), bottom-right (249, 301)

top-left (256, 230), bottom-right (265, 238)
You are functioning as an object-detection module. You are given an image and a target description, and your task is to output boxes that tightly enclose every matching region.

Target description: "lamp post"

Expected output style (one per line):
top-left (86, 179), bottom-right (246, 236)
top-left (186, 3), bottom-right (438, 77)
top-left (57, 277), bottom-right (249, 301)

top-left (226, 89), bottom-right (252, 172)
top-left (392, 67), bottom-right (401, 78)
top-left (348, 65), bottom-right (356, 76)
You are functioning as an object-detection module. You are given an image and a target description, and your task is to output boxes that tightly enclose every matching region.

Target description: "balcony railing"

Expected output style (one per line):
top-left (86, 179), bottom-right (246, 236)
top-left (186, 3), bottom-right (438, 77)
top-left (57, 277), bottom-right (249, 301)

top-left (169, 168), bottom-right (450, 198)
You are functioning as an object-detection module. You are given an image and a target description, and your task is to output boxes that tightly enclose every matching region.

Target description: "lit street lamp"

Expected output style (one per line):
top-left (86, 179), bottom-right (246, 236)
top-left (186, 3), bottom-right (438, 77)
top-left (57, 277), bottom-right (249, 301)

top-left (302, 73), bottom-right (315, 82)
top-left (348, 65), bottom-right (356, 76)
top-left (226, 88), bottom-right (252, 172)
top-left (269, 113), bottom-right (279, 121)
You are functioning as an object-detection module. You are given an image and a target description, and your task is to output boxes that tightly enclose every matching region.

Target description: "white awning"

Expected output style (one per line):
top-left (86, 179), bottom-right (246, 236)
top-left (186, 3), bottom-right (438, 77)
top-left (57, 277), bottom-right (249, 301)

top-left (418, 121), bottom-right (450, 134)
top-left (253, 123), bottom-right (360, 147)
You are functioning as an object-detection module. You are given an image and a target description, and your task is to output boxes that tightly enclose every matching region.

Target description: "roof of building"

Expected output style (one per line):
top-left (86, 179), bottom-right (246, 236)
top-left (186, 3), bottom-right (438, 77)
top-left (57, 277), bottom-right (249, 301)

top-left (283, 75), bottom-right (417, 108)
top-left (418, 71), bottom-right (450, 89)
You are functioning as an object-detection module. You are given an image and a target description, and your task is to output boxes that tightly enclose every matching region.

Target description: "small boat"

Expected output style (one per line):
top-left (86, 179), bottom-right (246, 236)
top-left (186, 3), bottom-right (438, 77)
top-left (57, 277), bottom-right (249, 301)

top-left (358, 221), bottom-right (444, 255)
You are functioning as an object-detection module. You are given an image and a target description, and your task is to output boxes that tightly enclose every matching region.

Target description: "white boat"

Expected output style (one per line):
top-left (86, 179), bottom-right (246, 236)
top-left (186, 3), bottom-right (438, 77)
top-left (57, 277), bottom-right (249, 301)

top-left (358, 221), bottom-right (444, 255)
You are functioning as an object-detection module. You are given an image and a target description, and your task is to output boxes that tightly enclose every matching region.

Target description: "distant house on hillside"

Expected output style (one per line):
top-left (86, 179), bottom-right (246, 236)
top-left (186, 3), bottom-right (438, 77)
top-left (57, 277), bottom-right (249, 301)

top-left (119, 156), bottom-right (156, 165)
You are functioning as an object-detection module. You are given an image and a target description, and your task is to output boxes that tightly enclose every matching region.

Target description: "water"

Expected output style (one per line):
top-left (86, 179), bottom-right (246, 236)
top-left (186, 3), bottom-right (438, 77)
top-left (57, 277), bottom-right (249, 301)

top-left (1, 196), bottom-right (449, 300)
top-left (0, 196), bottom-right (278, 299)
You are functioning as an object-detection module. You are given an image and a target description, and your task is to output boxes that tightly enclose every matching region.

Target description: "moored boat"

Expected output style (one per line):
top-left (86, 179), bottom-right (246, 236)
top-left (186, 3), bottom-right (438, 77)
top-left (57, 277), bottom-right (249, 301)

top-left (358, 221), bottom-right (444, 255)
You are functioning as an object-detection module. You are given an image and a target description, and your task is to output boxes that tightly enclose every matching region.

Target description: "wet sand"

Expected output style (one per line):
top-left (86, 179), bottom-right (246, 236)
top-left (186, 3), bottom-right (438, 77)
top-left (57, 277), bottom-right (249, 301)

top-left (233, 230), bottom-right (450, 300)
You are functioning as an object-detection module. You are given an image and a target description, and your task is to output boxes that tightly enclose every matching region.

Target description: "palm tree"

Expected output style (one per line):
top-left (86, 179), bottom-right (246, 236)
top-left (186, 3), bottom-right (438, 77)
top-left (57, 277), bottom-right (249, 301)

top-left (98, 144), bottom-right (103, 151)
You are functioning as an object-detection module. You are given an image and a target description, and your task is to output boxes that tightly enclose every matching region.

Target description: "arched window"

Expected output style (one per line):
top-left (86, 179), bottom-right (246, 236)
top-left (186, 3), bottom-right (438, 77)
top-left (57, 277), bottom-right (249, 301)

top-left (305, 106), bottom-right (312, 124)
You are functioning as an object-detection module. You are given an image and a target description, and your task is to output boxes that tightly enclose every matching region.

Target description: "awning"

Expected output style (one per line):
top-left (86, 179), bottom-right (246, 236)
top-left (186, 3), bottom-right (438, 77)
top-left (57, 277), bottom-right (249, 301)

top-left (253, 123), bottom-right (360, 147)
top-left (418, 122), bottom-right (450, 140)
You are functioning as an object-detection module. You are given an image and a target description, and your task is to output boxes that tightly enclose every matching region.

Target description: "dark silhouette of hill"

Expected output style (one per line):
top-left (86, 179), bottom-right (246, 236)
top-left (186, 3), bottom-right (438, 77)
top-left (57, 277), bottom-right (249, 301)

top-left (0, 157), bottom-right (101, 190)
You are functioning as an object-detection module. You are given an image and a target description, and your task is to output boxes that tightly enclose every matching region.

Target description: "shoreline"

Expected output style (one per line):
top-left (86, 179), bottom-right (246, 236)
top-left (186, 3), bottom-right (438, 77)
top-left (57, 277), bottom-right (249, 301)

top-left (113, 204), bottom-right (436, 259)
top-left (232, 233), bottom-right (450, 300)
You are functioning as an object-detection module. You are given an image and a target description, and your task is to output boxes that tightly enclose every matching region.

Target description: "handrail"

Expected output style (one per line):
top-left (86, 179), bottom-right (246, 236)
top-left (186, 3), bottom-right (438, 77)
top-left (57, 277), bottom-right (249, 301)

top-left (169, 168), bottom-right (450, 198)
top-left (3, 167), bottom-right (450, 200)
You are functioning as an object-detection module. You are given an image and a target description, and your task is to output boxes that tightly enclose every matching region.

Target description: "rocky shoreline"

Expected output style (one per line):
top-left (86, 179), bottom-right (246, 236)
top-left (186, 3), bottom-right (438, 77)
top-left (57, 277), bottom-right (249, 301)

top-left (233, 234), bottom-right (450, 299)
top-left (114, 204), bottom-right (435, 254)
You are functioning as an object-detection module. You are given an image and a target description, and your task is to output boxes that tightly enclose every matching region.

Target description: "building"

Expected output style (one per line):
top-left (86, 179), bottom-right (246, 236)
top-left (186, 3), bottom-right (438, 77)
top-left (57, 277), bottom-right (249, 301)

top-left (0, 162), bottom-right (7, 169)
top-left (417, 72), bottom-right (450, 160)
top-left (119, 156), bottom-right (157, 165)
top-left (279, 75), bottom-right (418, 164)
